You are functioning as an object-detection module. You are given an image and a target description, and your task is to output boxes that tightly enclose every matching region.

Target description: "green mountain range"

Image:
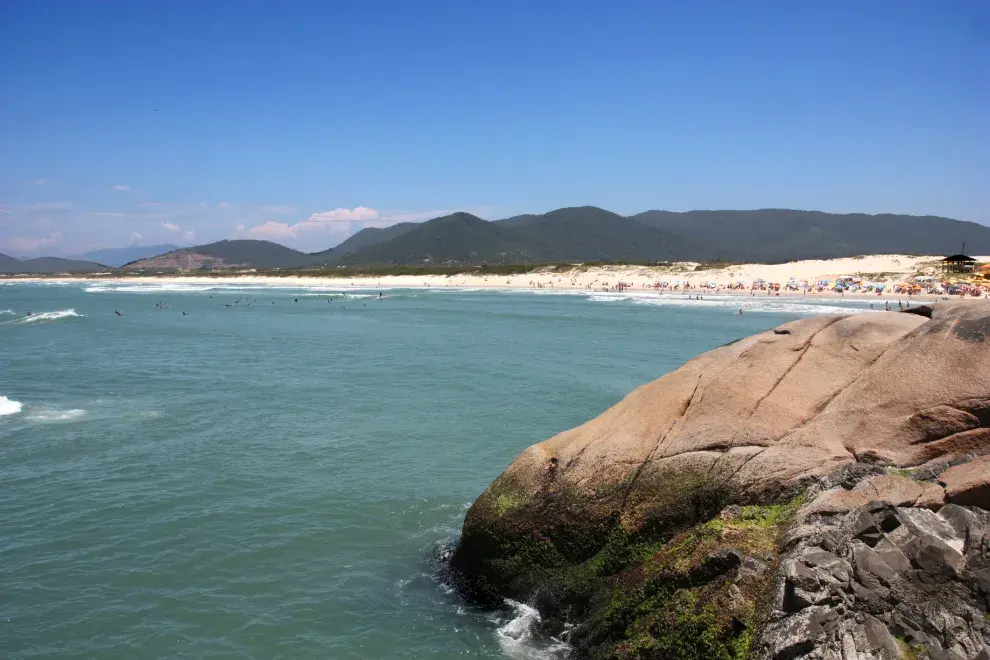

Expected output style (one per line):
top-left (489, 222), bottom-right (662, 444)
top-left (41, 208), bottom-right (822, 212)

top-left (12, 207), bottom-right (990, 274)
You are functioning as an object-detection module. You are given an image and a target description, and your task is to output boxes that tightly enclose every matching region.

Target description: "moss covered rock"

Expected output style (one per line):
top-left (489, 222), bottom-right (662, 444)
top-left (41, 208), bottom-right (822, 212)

top-left (449, 303), bottom-right (990, 657)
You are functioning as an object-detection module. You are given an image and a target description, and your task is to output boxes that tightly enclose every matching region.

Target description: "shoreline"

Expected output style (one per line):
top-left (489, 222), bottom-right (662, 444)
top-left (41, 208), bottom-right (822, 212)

top-left (3, 254), bottom-right (987, 303)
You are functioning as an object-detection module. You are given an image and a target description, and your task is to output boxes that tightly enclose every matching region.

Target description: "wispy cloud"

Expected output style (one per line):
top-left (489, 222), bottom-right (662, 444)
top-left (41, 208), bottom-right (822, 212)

top-left (182, 230), bottom-right (196, 243)
top-left (236, 205), bottom-right (494, 245)
top-left (240, 206), bottom-right (377, 241)
top-left (218, 202), bottom-right (232, 209)
top-left (130, 232), bottom-right (144, 245)
top-left (306, 206), bottom-right (380, 224)
top-left (243, 221), bottom-right (300, 240)
top-left (31, 178), bottom-right (47, 185)
top-left (0, 205), bottom-right (12, 215)
top-left (113, 184), bottom-right (131, 191)
top-left (161, 221), bottom-right (181, 232)
top-left (138, 201), bottom-right (163, 207)
top-left (7, 232), bottom-right (62, 252)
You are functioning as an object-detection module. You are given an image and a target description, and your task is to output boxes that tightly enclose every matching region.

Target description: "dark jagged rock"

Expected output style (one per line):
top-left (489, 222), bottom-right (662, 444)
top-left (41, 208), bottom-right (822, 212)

top-left (760, 502), bottom-right (990, 660)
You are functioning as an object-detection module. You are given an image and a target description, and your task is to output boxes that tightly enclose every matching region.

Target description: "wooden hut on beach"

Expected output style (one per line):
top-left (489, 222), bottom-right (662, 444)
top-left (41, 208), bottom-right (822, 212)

top-left (942, 254), bottom-right (977, 274)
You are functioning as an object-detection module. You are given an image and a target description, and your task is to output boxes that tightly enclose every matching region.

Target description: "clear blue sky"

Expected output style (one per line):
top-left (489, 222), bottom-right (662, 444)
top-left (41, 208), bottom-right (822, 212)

top-left (1, 0), bottom-right (987, 255)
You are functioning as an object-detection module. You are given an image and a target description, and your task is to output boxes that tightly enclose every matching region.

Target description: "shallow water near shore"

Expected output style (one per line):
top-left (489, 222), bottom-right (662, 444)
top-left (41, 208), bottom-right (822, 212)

top-left (0, 282), bottom-right (880, 658)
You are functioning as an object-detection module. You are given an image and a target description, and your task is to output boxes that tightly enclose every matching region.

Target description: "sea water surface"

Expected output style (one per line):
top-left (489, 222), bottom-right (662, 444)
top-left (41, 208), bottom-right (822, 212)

top-left (0, 282), bottom-right (879, 659)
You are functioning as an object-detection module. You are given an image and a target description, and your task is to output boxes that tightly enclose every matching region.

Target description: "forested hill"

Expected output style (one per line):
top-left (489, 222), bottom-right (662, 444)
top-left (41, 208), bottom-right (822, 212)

top-left (117, 208), bottom-right (990, 270)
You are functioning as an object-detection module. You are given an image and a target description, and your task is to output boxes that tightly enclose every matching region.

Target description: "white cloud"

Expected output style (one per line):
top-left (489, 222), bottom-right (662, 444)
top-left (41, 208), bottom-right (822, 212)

top-left (161, 221), bottom-right (181, 232)
top-left (237, 205), bottom-right (494, 247)
top-left (241, 206), bottom-right (378, 241)
top-left (88, 211), bottom-right (129, 218)
top-left (182, 230), bottom-right (196, 243)
top-left (7, 232), bottom-right (62, 252)
top-left (258, 204), bottom-right (297, 215)
top-left (218, 202), bottom-right (232, 209)
top-left (32, 178), bottom-right (46, 185)
top-left (246, 221), bottom-right (298, 240)
top-left (138, 201), bottom-right (162, 207)
top-left (305, 206), bottom-right (380, 224)
top-left (113, 185), bottom-right (131, 191)
top-left (130, 232), bottom-right (144, 245)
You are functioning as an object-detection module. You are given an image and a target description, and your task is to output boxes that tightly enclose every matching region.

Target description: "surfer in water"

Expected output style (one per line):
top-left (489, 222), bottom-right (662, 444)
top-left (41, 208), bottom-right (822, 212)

top-left (114, 310), bottom-right (122, 316)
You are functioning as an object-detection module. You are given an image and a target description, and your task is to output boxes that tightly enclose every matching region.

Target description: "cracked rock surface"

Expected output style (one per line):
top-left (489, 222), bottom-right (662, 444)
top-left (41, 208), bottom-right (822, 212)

top-left (760, 500), bottom-right (990, 660)
top-left (449, 302), bottom-right (990, 658)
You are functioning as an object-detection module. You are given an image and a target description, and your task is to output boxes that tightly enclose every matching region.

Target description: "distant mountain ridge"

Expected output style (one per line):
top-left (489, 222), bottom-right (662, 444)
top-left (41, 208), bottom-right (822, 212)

top-left (0, 254), bottom-right (109, 274)
top-left (76, 244), bottom-right (179, 268)
top-left (122, 240), bottom-right (313, 271)
top-left (117, 207), bottom-right (990, 270)
top-left (631, 209), bottom-right (990, 261)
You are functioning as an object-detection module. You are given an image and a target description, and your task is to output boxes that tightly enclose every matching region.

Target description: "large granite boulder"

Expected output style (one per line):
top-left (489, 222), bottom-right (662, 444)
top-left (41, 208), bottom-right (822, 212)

top-left (449, 302), bottom-right (990, 659)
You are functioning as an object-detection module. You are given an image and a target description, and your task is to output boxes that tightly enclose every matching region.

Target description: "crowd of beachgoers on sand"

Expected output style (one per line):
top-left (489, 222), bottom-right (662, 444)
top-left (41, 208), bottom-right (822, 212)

top-left (6, 255), bottom-right (990, 302)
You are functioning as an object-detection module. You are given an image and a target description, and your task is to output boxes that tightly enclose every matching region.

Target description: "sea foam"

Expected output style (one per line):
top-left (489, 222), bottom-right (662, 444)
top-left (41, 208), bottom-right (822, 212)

top-left (24, 408), bottom-right (86, 423)
top-left (496, 599), bottom-right (571, 660)
top-left (17, 309), bottom-right (82, 323)
top-left (0, 395), bottom-right (23, 417)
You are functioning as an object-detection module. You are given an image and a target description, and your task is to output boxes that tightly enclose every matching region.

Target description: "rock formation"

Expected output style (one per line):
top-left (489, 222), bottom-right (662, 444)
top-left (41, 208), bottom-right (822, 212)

top-left (449, 302), bottom-right (990, 659)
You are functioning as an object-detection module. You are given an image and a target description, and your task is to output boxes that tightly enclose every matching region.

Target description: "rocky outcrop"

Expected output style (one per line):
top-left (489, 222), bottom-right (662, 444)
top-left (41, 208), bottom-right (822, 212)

top-left (763, 499), bottom-right (990, 660)
top-left (449, 302), bottom-right (990, 658)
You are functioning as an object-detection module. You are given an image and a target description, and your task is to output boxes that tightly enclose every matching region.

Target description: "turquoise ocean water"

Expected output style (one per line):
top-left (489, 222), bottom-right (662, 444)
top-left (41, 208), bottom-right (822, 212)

top-left (0, 281), bottom-right (878, 659)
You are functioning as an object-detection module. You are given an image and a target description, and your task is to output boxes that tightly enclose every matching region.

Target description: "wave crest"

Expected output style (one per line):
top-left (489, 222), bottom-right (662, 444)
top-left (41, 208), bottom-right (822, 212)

top-left (0, 395), bottom-right (23, 417)
top-left (496, 599), bottom-right (571, 660)
top-left (17, 309), bottom-right (82, 324)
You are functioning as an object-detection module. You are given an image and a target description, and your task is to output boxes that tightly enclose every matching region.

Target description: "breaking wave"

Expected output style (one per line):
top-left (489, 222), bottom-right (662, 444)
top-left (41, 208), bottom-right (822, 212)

top-left (496, 599), bottom-right (571, 660)
top-left (0, 395), bottom-right (23, 417)
top-left (0, 309), bottom-right (82, 325)
top-left (528, 289), bottom-right (880, 315)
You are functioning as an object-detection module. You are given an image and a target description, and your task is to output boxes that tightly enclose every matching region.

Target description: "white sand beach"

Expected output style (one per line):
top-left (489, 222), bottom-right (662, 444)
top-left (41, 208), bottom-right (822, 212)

top-left (6, 254), bottom-right (990, 300)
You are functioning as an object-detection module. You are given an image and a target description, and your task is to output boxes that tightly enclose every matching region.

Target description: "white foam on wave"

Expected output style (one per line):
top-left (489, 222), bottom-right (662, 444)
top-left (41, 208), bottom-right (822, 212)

top-left (496, 599), bottom-right (571, 660)
top-left (627, 296), bottom-right (878, 316)
top-left (0, 309), bottom-right (15, 315)
top-left (24, 408), bottom-right (86, 423)
top-left (85, 283), bottom-right (217, 293)
top-left (20, 309), bottom-right (83, 323)
top-left (0, 309), bottom-right (83, 325)
top-left (0, 395), bottom-right (23, 417)
top-left (84, 281), bottom-right (411, 294)
top-left (531, 289), bottom-right (878, 315)
top-left (297, 292), bottom-right (382, 299)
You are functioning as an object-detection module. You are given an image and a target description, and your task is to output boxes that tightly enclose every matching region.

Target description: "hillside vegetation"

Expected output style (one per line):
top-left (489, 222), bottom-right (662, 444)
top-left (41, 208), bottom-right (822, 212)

top-left (91, 207), bottom-right (990, 272)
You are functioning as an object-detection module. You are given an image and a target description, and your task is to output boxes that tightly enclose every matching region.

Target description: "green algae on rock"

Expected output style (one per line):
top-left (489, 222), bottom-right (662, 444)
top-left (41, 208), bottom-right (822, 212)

top-left (450, 303), bottom-right (990, 658)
